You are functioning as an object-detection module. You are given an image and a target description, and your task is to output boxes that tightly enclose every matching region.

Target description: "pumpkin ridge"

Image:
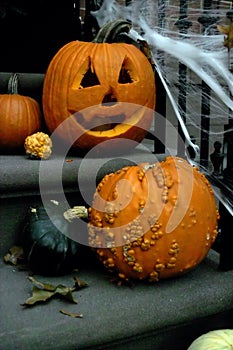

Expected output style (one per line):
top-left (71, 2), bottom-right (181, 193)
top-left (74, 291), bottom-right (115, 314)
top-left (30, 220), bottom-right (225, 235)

top-left (123, 43), bottom-right (156, 81)
top-left (22, 97), bottom-right (30, 133)
top-left (43, 42), bottom-right (81, 121)
top-left (0, 77), bottom-right (42, 150)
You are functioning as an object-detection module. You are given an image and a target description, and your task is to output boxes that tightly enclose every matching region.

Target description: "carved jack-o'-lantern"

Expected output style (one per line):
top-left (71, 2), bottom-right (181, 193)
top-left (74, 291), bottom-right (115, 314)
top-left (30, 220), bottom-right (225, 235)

top-left (42, 21), bottom-right (156, 151)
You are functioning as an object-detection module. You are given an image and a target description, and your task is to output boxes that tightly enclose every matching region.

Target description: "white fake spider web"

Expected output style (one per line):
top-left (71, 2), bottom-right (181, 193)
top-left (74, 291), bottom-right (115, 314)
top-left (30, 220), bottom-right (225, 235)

top-left (91, 0), bottom-right (233, 212)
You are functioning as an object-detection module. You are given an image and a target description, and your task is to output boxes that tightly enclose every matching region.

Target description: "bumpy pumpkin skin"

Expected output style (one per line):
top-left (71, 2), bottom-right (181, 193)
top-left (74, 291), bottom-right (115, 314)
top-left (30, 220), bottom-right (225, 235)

top-left (0, 94), bottom-right (42, 151)
top-left (42, 41), bottom-right (155, 151)
top-left (88, 156), bottom-right (219, 282)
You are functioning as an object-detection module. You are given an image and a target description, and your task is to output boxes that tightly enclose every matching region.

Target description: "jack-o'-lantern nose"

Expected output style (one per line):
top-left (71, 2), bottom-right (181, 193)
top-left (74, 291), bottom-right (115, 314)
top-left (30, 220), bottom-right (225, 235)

top-left (102, 91), bottom-right (118, 106)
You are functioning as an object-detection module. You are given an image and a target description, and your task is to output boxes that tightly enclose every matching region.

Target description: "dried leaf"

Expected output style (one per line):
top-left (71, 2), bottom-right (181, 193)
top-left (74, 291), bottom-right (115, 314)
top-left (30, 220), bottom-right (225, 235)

top-left (73, 276), bottom-right (88, 289)
top-left (28, 276), bottom-right (57, 291)
top-left (4, 246), bottom-right (24, 266)
top-left (60, 309), bottom-right (83, 318)
top-left (63, 206), bottom-right (88, 222)
top-left (23, 276), bottom-right (78, 306)
top-left (217, 23), bottom-right (233, 50)
top-left (23, 287), bottom-right (55, 305)
top-left (55, 286), bottom-right (77, 303)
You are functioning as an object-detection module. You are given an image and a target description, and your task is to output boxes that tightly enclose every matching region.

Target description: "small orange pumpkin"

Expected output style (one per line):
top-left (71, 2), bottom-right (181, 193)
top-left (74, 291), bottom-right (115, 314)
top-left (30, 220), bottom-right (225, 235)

top-left (42, 21), bottom-right (156, 152)
top-left (88, 156), bottom-right (219, 282)
top-left (0, 73), bottom-right (42, 152)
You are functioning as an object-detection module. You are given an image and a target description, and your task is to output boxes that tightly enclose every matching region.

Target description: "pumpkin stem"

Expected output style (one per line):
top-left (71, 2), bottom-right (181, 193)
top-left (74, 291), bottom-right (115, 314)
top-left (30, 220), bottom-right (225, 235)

top-left (92, 19), bottom-right (155, 70)
top-left (8, 73), bottom-right (19, 95)
top-left (93, 19), bottom-right (132, 43)
top-left (63, 206), bottom-right (89, 223)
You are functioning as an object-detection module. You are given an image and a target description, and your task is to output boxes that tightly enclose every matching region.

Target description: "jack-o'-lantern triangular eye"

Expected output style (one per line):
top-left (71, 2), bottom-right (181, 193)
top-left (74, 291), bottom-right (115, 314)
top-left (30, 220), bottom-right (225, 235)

top-left (118, 64), bottom-right (133, 84)
top-left (80, 66), bottom-right (100, 88)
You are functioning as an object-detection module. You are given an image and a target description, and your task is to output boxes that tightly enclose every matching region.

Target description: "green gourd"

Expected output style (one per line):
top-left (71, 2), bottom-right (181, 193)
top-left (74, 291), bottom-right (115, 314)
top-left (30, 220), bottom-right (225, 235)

top-left (22, 201), bottom-right (85, 276)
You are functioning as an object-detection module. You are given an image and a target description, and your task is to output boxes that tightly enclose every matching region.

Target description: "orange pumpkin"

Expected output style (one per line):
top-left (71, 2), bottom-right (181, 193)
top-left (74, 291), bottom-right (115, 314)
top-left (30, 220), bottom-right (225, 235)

top-left (88, 156), bottom-right (219, 282)
top-left (42, 21), bottom-right (155, 152)
top-left (0, 73), bottom-right (42, 152)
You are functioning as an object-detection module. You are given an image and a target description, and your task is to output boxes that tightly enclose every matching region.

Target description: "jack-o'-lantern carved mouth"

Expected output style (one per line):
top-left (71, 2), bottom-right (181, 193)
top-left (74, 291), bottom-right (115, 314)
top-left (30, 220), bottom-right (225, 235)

top-left (72, 103), bottom-right (149, 134)
top-left (74, 112), bottom-right (126, 131)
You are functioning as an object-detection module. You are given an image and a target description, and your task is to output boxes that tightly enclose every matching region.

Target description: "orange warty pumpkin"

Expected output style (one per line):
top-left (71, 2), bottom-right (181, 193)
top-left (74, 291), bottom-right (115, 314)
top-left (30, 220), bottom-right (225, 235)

top-left (0, 73), bottom-right (42, 152)
top-left (42, 22), bottom-right (155, 151)
top-left (88, 156), bottom-right (219, 282)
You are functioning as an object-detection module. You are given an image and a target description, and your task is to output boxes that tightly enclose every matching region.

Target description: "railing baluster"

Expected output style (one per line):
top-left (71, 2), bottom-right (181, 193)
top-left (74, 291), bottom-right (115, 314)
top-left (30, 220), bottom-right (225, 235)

top-left (198, 0), bottom-right (218, 168)
top-left (73, 0), bottom-right (83, 39)
top-left (152, 0), bottom-right (166, 154)
top-left (218, 8), bottom-right (233, 271)
top-left (83, 0), bottom-right (102, 41)
top-left (175, 0), bottom-right (192, 157)
top-left (198, 3), bottom-right (211, 169)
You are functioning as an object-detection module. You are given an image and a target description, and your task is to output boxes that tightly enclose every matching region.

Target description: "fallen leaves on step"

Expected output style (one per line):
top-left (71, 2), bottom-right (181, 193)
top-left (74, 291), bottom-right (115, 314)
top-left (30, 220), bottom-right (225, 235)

top-left (60, 309), bottom-right (83, 318)
top-left (3, 245), bottom-right (25, 266)
top-left (22, 275), bottom-right (88, 314)
top-left (23, 276), bottom-right (78, 305)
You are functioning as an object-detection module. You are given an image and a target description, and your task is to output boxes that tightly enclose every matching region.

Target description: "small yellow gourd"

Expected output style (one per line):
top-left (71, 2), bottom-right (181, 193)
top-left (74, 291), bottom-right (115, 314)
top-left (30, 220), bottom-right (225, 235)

top-left (24, 132), bottom-right (52, 159)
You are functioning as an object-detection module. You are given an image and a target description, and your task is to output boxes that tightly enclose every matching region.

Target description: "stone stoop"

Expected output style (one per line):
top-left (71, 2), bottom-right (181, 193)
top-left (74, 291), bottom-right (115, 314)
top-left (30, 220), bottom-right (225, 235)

top-left (0, 150), bottom-right (233, 350)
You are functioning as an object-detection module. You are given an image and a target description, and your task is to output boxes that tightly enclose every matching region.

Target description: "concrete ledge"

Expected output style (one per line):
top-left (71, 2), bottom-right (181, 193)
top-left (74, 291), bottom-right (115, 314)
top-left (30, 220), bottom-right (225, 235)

top-left (0, 146), bottom-right (166, 198)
